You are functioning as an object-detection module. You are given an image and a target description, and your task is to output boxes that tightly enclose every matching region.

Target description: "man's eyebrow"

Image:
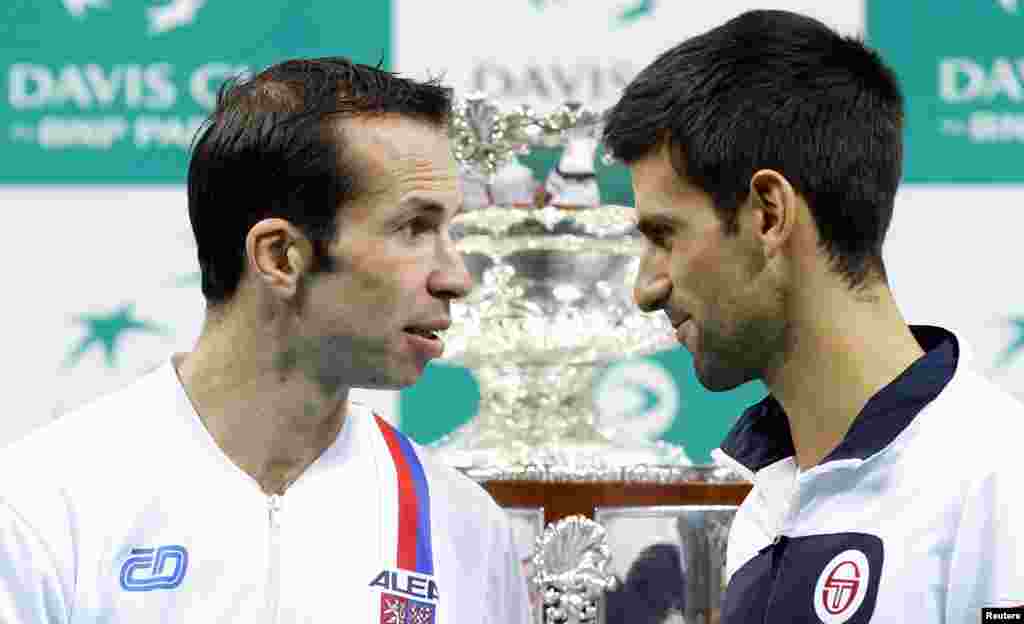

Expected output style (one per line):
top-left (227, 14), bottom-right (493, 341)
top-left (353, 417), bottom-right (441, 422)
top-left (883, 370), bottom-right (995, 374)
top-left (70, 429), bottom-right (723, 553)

top-left (636, 213), bottom-right (680, 237)
top-left (401, 195), bottom-right (461, 217)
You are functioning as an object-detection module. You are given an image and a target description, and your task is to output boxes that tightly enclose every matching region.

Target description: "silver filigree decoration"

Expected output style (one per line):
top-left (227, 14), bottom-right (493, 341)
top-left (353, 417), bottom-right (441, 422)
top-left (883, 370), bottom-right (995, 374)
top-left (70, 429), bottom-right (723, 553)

top-left (453, 204), bottom-right (638, 239)
top-left (435, 201), bottom-right (699, 481)
top-left (532, 516), bottom-right (617, 623)
top-left (449, 94), bottom-right (611, 179)
top-left (434, 98), bottom-right (750, 484)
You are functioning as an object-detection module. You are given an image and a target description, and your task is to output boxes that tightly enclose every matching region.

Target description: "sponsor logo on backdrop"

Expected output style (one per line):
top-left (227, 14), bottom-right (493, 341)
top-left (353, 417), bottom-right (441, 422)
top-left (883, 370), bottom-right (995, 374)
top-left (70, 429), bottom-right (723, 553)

top-left (996, 316), bottom-right (1024, 368)
top-left (616, 0), bottom-right (656, 25)
top-left (51, 225), bottom-right (198, 422)
top-left (64, 303), bottom-right (167, 369)
top-left (469, 0), bottom-right (658, 109)
top-left (52, 261), bottom-right (198, 420)
top-left (932, 3), bottom-right (1023, 146)
top-left (593, 359), bottom-right (679, 443)
top-left (3, 1), bottom-right (391, 182)
top-left (62, 0), bottom-right (207, 34)
top-left (65, 229), bottom-right (196, 374)
top-left (987, 0), bottom-right (1019, 148)
top-left (61, 0), bottom-right (107, 18)
top-left (868, 1), bottom-right (1024, 181)
top-left (8, 2), bottom-right (244, 153)
top-left (471, 59), bottom-right (636, 107)
top-left (8, 61), bottom-right (247, 150)
top-left (938, 55), bottom-right (1024, 145)
top-left (529, 0), bottom-right (656, 26)
top-left (145, 0), bottom-right (207, 35)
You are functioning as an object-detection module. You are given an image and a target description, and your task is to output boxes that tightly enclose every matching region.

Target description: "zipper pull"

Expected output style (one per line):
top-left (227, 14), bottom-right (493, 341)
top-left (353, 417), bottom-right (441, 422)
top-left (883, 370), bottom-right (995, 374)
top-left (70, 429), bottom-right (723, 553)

top-left (756, 534), bottom-right (785, 557)
top-left (268, 494), bottom-right (282, 529)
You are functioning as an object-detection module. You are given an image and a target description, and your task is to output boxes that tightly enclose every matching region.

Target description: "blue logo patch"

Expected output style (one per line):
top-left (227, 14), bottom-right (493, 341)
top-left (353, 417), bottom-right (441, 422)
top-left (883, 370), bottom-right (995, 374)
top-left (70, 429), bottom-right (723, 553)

top-left (119, 545), bottom-right (188, 591)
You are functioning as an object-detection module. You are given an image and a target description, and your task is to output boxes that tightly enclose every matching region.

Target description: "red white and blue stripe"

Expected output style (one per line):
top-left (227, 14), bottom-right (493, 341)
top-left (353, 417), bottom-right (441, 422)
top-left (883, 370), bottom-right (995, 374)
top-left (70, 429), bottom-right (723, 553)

top-left (374, 414), bottom-right (434, 575)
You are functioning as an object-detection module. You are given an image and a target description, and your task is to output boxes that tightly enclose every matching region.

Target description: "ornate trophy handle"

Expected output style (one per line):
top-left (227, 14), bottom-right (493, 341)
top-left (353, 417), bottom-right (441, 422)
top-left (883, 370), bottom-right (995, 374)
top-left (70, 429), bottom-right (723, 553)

top-left (531, 516), bottom-right (618, 623)
top-left (449, 93), bottom-right (612, 179)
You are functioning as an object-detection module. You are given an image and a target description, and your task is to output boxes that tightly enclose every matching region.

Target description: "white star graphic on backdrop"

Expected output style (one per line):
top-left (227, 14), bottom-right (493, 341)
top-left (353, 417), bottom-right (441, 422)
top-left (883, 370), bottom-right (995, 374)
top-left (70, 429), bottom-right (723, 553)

top-left (62, 0), bottom-right (108, 18)
top-left (147, 0), bottom-right (206, 34)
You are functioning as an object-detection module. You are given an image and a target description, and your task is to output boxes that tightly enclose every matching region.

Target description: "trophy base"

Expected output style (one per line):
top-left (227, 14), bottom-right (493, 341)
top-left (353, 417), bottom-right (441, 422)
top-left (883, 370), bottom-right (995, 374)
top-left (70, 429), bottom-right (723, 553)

top-left (431, 409), bottom-right (741, 484)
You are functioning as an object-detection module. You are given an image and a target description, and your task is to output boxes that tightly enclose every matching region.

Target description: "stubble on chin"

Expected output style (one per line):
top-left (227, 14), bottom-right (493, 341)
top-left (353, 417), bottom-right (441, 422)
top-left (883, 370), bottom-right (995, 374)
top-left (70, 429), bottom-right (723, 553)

top-left (273, 334), bottom-right (377, 398)
top-left (694, 316), bottom-right (784, 392)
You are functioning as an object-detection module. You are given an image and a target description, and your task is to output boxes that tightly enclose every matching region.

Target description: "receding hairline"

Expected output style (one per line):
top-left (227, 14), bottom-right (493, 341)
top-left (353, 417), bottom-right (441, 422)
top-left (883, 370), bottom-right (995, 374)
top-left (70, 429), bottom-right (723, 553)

top-left (325, 112), bottom-right (452, 200)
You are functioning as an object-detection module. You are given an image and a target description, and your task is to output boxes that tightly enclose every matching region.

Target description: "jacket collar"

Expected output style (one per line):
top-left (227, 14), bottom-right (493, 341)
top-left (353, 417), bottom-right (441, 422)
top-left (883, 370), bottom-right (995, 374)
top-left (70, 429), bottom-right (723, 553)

top-left (718, 325), bottom-right (958, 473)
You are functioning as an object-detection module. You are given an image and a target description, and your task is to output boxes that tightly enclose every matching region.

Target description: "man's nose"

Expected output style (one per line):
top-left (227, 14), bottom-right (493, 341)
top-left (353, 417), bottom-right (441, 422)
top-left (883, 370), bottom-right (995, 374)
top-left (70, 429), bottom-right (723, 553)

top-left (430, 243), bottom-right (474, 300)
top-left (633, 255), bottom-right (671, 312)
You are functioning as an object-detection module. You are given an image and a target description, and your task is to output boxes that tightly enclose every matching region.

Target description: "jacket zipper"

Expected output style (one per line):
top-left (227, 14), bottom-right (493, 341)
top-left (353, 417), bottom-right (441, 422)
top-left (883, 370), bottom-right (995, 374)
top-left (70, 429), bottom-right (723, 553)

top-left (267, 494), bottom-right (283, 623)
top-left (760, 472), bottom-right (800, 623)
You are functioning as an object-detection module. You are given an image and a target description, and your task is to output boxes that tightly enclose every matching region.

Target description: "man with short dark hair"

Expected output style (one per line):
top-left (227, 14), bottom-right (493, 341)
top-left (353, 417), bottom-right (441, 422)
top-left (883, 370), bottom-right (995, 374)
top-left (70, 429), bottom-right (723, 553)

top-left (0, 57), bottom-right (530, 623)
top-left (603, 10), bottom-right (1024, 623)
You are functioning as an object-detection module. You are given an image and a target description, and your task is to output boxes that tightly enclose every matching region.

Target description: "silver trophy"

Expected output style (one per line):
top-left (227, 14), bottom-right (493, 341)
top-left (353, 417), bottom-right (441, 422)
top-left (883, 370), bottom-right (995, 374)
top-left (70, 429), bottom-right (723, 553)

top-left (452, 92), bottom-right (541, 209)
top-left (441, 94), bottom-right (745, 623)
top-left (439, 93), bottom-right (714, 481)
top-left (541, 102), bottom-right (604, 208)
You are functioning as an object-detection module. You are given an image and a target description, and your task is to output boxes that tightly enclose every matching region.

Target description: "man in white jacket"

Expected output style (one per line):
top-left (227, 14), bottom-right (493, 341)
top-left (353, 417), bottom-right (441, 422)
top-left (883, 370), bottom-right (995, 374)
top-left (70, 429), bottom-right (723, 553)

top-left (602, 9), bottom-right (1024, 623)
top-left (0, 56), bottom-right (531, 624)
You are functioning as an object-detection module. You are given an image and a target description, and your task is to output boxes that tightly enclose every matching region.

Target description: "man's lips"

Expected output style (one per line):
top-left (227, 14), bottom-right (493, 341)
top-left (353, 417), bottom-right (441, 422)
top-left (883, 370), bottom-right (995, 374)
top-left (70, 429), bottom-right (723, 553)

top-left (402, 319), bottom-right (450, 360)
top-left (402, 319), bottom-right (451, 340)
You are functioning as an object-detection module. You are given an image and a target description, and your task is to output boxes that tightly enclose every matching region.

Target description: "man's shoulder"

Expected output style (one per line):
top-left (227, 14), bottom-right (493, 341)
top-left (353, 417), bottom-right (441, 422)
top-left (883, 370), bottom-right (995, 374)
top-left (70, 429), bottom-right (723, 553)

top-left (415, 450), bottom-right (514, 549)
top-left (401, 434), bottom-right (507, 521)
top-left (944, 365), bottom-right (1024, 412)
top-left (916, 366), bottom-right (1024, 465)
top-left (0, 364), bottom-right (174, 506)
top-left (417, 447), bottom-right (504, 514)
top-left (3, 367), bottom-right (164, 459)
top-left (357, 408), bottom-right (509, 530)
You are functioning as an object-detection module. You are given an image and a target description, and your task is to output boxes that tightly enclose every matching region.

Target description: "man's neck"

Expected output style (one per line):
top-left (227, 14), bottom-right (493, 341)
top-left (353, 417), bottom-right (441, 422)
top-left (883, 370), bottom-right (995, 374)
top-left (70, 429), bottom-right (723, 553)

top-left (766, 282), bottom-right (925, 471)
top-left (174, 326), bottom-right (349, 496)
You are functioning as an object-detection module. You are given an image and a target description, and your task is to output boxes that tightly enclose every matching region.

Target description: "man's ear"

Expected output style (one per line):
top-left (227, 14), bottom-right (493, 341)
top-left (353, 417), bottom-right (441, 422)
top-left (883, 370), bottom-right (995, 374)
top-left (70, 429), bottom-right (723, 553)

top-left (749, 169), bottom-right (798, 259)
top-left (244, 218), bottom-right (314, 300)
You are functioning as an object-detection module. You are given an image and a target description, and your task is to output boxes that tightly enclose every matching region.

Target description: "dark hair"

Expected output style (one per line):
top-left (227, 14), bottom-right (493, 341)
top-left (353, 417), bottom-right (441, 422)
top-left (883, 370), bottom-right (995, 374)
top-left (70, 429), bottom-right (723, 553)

top-left (603, 10), bottom-right (904, 288)
top-left (604, 543), bottom-right (685, 624)
top-left (187, 57), bottom-right (452, 305)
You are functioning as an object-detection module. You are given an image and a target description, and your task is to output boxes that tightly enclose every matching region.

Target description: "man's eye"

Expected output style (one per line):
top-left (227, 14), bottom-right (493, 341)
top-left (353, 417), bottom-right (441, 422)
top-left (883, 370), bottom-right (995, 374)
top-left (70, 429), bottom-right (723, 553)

top-left (644, 226), bottom-right (671, 247)
top-left (403, 217), bottom-right (435, 237)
